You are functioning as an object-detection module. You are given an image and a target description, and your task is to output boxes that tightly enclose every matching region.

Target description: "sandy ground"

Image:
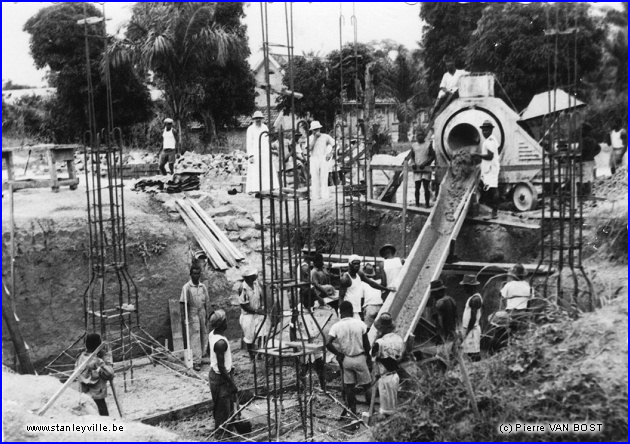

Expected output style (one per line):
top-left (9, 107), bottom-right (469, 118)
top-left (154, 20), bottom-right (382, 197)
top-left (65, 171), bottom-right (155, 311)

top-left (2, 367), bottom-right (179, 441)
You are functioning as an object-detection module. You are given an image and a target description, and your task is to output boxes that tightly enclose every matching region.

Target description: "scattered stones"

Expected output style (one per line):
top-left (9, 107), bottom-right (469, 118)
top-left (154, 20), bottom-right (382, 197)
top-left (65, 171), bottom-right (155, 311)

top-left (225, 219), bottom-right (240, 232)
top-left (226, 231), bottom-right (241, 241)
top-left (236, 218), bottom-right (255, 229)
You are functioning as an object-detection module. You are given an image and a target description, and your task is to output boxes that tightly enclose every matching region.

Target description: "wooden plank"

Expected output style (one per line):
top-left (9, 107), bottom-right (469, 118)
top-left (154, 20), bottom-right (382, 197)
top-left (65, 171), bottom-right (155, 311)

top-left (402, 159), bottom-right (409, 255)
top-left (188, 199), bottom-right (245, 262)
top-left (365, 198), bottom-right (540, 230)
top-left (38, 342), bottom-right (106, 415)
top-left (176, 201), bottom-right (228, 270)
top-left (178, 199), bottom-right (234, 267)
top-left (168, 299), bottom-right (185, 353)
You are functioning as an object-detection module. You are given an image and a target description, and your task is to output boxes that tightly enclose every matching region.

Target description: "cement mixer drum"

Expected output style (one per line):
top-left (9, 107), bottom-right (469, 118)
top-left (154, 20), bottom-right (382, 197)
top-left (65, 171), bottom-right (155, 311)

top-left (433, 73), bottom-right (545, 211)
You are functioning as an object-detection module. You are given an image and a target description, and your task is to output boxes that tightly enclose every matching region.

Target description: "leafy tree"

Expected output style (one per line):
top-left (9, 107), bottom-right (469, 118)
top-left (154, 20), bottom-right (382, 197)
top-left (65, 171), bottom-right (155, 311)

top-left (24, 2), bottom-right (152, 142)
top-left (277, 53), bottom-right (335, 127)
top-left (192, 2), bottom-right (255, 141)
top-left (419, 2), bottom-right (486, 97)
top-left (381, 45), bottom-right (424, 142)
top-left (118, 2), bottom-right (249, 145)
top-left (466, 3), bottom-right (604, 110)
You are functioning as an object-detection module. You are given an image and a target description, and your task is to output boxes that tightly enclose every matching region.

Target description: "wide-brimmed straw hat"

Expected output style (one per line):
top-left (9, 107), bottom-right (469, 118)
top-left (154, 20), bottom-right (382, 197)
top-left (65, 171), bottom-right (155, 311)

top-left (252, 111), bottom-right (264, 119)
top-left (241, 267), bottom-right (258, 278)
top-left (480, 119), bottom-right (494, 128)
top-left (379, 244), bottom-right (396, 257)
top-left (430, 279), bottom-right (446, 292)
top-left (460, 274), bottom-right (480, 286)
top-left (374, 312), bottom-right (396, 334)
top-left (309, 120), bottom-right (323, 131)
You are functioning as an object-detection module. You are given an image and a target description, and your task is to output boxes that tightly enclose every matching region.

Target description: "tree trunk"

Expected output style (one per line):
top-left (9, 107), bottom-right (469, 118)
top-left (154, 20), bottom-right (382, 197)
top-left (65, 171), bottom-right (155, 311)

top-left (364, 62), bottom-right (376, 157)
top-left (2, 284), bottom-right (35, 374)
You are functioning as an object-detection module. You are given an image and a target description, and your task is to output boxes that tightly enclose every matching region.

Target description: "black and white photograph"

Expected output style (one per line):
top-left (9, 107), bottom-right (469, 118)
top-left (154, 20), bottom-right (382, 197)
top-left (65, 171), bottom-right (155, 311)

top-left (1, 1), bottom-right (627, 441)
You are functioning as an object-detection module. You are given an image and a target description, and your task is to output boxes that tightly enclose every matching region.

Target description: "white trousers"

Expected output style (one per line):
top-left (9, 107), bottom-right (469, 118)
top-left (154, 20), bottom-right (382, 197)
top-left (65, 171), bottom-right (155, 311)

top-left (310, 156), bottom-right (329, 200)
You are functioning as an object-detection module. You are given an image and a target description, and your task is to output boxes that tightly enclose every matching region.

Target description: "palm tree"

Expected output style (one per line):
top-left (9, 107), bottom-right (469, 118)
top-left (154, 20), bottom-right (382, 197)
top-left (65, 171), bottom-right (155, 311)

top-left (110, 2), bottom-right (247, 145)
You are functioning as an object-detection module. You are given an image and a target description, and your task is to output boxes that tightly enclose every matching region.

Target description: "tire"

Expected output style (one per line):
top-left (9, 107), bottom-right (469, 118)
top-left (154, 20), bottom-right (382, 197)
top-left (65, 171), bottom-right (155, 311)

top-left (512, 182), bottom-right (538, 212)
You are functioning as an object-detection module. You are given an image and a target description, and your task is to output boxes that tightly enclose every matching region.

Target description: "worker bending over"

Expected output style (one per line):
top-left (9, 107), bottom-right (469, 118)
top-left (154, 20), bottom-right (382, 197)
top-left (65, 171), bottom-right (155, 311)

top-left (208, 310), bottom-right (238, 432)
top-left (371, 312), bottom-right (404, 415)
top-left (340, 255), bottom-right (393, 320)
top-left (326, 301), bottom-right (373, 422)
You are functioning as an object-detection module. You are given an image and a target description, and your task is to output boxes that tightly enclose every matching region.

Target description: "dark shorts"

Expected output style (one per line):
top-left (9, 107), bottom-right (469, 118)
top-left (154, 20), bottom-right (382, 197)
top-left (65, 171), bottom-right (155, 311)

top-left (160, 149), bottom-right (176, 164)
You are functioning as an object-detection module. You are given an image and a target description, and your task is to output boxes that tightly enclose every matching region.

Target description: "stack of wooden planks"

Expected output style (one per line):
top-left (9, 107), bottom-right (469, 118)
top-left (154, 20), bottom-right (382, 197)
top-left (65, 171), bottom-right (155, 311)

top-left (175, 198), bottom-right (245, 270)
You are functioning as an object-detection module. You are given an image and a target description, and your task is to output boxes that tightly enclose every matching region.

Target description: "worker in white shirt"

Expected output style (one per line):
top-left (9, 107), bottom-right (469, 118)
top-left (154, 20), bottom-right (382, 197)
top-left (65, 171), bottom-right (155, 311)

top-left (500, 264), bottom-right (533, 312)
top-left (362, 263), bottom-right (383, 328)
top-left (609, 118), bottom-right (627, 174)
top-left (379, 244), bottom-right (403, 303)
top-left (473, 120), bottom-right (501, 219)
top-left (308, 121), bottom-right (335, 201)
top-left (159, 118), bottom-right (178, 175)
top-left (340, 255), bottom-right (393, 320)
top-left (430, 58), bottom-right (467, 120)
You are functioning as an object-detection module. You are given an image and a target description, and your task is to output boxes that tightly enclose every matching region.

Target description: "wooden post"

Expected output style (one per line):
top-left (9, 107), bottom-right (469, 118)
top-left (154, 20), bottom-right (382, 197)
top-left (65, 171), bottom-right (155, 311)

top-left (9, 183), bottom-right (16, 313)
top-left (454, 341), bottom-right (480, 417)
top-left (367, 159), bottom-right (373, 200)
top-left (2, 283), bottom-right (35, 375)
top-left (47, 148), bottom-right (59, 192)
top-left (402, 159), bottom-right (409, 256)
top-left (37, 342), bottom-right (106, 415)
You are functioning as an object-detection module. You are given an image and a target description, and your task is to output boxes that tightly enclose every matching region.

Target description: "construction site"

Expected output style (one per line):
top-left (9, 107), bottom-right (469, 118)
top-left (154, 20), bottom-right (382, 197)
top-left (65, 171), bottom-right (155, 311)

top-left (2, 2), bottom-right (628, 442)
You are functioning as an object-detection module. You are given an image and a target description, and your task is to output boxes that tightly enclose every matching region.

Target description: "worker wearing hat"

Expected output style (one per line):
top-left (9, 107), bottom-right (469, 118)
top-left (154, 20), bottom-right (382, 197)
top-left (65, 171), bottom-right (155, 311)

top-left (472, 119), bottom-right (501, 219)
top-left (238, 267), bottom-right (270, 364)
top-left (159, 117), bottom-right (178, 175)
top-left (371, 312), bottom-right (405, 415)
top-left (180, 265), bottom-right (210, 371)
top-left (339, 254), bottom-right (394, 320)
top-left (308, 120), bottom-right (335, 201)
top-left (430, 279), bottom-right (458, 343)
top-left (208, 309), bottom-right (238, 430)
top-left (379, 244), bottom-right (403, 302)
top-left (245, 111), bottom-right (276, 194)
top-left (459, 274), bottom-right (483, 361)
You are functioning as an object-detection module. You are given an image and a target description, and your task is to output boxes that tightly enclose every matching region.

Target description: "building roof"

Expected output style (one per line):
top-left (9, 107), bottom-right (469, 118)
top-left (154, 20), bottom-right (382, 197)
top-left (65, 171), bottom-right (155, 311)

top-left (520, 88), bottom-right (586, 121)
top-left (250, 53), bottom-right (287, 75)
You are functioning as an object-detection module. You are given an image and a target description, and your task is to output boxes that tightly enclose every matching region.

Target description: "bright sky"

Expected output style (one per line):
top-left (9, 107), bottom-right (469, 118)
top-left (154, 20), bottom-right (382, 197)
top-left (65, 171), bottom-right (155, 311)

top-left (2, 2), bottom-right (425, 87)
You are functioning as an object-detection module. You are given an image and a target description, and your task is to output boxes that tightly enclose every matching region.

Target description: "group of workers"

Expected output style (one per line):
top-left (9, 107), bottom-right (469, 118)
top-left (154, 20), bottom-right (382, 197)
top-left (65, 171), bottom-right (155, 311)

top-left (73, 252), bottom-right (533, 434)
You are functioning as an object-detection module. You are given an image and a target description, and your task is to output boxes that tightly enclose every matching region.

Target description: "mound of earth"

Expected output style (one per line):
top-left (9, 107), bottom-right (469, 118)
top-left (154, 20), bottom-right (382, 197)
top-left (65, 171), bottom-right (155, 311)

top-left (2, 368), bottom-right (178, 441)
top-left (374, 287), bottom-right (628, 442)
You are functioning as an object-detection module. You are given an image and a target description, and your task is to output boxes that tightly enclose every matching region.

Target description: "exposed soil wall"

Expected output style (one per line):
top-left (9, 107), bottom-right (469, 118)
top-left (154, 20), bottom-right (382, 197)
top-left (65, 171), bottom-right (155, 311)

top-left (2, 212), bottom-right (234, 367)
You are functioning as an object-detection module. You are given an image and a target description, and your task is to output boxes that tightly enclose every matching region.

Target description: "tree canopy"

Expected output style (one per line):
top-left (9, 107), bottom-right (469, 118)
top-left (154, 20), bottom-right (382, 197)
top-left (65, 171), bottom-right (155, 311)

top-left (24, 2), bottom-right (152, 142)
top-left (419, 2), bottom-right (486, 98)
top-left (466, 2), bottom-right (604, 110)
top-left (119, 2), bottom-right (253, 143)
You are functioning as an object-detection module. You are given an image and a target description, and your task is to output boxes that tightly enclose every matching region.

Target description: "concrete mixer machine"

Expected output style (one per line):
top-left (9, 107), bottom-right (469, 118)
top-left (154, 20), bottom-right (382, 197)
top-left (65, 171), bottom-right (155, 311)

top-left (433, 73), bottom-right (544, 211)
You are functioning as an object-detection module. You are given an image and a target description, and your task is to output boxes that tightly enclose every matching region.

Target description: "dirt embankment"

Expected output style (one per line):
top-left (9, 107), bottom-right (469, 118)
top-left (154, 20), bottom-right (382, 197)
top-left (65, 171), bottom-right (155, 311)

top-left (1, 182), bottom-right (262, 367)
top-left (2, 367), bottom-right (179, 441)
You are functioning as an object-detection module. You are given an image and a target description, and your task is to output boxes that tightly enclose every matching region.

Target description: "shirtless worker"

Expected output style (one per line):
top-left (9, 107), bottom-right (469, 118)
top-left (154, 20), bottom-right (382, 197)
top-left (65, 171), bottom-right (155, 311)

top-left (339, 255), bottom-right (394, 320)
